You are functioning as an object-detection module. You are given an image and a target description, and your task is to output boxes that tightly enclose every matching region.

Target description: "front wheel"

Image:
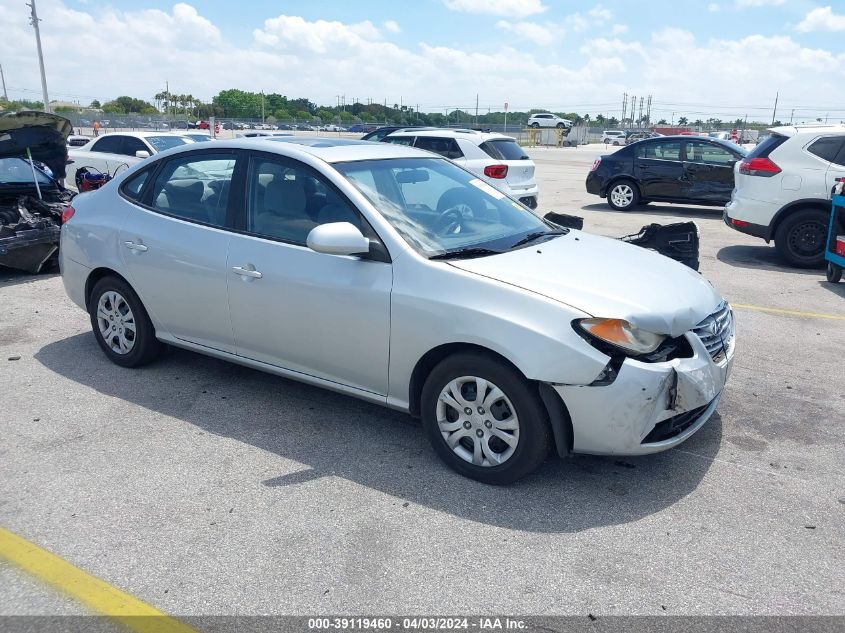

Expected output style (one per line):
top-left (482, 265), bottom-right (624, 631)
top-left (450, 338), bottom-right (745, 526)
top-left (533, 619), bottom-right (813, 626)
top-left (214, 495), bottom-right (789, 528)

top-left (774, 208), bottom-right (828, 268)
top-left (828, 262), bottom-right (843, 283)
top-left (421, 352), bottom-right (551, 484)
top-left (607, 180), bottom-right (640, 211)
top-left (529, 122), bottom-right (539, 128)
top-left (89, 276), bottom-right (162, 367)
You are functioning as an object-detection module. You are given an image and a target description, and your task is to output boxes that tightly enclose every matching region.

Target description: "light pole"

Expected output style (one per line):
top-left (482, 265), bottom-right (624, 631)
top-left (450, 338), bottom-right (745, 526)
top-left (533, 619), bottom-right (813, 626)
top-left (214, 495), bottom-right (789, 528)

top-left (27, 0), bottom-right (50, 113)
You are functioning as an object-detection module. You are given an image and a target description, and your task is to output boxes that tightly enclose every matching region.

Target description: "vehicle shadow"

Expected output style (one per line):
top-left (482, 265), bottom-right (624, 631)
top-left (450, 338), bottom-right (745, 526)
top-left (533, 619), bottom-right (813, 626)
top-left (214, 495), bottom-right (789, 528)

top-left (35, 333), bottom-right (722, 534)
top-left (716, 245), bottom-right (825, 275)
top-left (579, 203), bottom-right (724, 220)
top-left (819, 279), bottom-right (845, 298)
top-left (0, 268), bottom-right (59, 289)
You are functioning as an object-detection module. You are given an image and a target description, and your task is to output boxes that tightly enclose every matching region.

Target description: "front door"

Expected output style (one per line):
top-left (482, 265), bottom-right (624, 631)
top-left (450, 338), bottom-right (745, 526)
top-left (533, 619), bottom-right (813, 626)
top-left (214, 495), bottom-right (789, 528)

top-left (634, 140), bottom-right (685, 199)
top-left (226, 153), bottom-right (392, 395)
top-left (682, 140), bottom-right (740, 204)
top-left (119, 151), bottom-right (239, 352)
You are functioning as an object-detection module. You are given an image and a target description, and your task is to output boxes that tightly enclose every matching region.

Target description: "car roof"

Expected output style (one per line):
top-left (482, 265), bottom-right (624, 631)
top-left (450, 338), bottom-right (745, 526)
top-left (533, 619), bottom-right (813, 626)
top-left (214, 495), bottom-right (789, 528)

top-left (768, 124), bottom-right (845, 138)
top-left (192, 136), bottom-right (438, 163)
top-left (385, 128), bottom-right (516, 142)
top-left (98, 131), bottom-right (193, 139)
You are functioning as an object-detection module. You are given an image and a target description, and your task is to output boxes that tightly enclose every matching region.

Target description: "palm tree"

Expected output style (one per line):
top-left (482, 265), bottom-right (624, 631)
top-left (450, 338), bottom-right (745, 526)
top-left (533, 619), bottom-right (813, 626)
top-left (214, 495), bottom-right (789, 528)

top-left (678, 116), bottom-right (689, 126)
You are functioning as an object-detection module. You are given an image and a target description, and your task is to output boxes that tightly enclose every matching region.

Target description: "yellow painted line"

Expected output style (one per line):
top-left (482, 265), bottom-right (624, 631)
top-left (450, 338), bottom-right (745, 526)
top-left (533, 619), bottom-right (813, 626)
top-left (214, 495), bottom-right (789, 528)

top-left (731, 303), bottom-right (845, 321)
top-left (0, 527), bottom-right (196, 633)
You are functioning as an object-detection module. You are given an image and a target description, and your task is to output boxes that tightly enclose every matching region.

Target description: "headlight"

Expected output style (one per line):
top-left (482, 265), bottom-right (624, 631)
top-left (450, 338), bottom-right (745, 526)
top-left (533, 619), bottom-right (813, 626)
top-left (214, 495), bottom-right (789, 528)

top-left (577, 318), bottom-right (666, 355)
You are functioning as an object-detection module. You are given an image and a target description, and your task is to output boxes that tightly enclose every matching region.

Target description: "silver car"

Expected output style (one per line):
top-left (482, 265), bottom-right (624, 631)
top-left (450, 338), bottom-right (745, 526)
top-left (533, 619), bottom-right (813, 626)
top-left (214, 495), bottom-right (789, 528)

top-left (60, 138), bottom-right (735, 484)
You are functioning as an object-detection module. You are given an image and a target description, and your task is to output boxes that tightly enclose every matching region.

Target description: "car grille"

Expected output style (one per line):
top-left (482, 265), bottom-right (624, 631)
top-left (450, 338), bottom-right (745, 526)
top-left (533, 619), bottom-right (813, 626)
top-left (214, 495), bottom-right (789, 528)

top-left (692, 302), bottom-right (734, 362)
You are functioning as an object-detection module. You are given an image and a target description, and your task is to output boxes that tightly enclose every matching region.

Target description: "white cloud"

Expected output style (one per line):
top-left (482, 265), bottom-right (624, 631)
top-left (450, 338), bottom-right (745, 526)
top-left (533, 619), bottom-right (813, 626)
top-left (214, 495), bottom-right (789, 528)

top-left (735, 0), bottom-right (785, 7)
top-left (611, 24), bottom-right (629, 35)
top-left (796, 6), bottom-right (845, 33)
top-left (708, 3), bottom-right (721, 12)
top-left (383, 20), bottom-right (401, 34)
top-left (588, 4), bottom-right (614, 22)
top-left (442, 0), bottom-right (547, 18)
top-left (495, 20), bottom-right (560, 46)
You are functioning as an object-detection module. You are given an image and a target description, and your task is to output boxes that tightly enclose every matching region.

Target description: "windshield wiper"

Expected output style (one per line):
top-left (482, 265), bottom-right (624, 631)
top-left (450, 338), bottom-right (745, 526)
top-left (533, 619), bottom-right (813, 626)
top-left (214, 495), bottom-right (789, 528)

top-left (429, 247), bottom-right (503, 260)
top-left (509, 230), bottom-right (567, 249)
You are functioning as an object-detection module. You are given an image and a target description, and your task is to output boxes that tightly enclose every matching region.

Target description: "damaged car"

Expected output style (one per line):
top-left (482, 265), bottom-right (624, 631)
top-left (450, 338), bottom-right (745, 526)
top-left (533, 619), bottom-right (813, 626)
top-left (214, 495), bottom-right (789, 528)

top-left (60, 137), bottom-right (735, 484)
top-left (0, 111), bottom-right (75, 273)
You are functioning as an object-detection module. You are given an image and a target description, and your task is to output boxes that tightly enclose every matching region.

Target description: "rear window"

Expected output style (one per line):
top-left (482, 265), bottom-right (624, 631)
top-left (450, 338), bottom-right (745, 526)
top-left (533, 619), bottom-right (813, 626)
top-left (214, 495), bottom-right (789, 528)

top-left (807, 137), bottom-right (845, 164)
top-left (746, 134), bottom-right (788, 160)
top-left (479, 139), bottom-right (529, 161)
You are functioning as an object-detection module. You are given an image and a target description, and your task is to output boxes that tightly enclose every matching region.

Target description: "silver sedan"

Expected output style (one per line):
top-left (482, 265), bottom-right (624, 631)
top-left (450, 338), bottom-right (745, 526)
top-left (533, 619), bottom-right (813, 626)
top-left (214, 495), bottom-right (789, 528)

top-left (60, 138), bottom-right (735, 484)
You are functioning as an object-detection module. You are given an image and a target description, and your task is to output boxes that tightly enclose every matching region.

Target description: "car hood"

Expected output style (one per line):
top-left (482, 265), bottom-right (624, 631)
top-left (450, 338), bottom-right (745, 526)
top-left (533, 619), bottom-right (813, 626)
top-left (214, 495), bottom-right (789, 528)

top-left (449, 231), bottom-right (722, 338)
top-left (0, 111), bottom-right (72, 180)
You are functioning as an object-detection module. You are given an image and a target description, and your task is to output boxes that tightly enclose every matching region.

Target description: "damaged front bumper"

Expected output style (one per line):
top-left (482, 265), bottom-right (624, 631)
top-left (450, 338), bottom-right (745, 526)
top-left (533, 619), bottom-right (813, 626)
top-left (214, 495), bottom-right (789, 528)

top-left (555, 332), bottom-right (734, 455)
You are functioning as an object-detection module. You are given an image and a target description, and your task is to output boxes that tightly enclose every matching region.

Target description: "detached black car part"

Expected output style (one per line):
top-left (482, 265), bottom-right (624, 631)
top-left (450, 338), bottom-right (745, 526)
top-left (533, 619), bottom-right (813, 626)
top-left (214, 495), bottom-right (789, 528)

top-left (544, 212), bottom-right (700, 271)
top-left (0, 111), bottom-right (74, 273)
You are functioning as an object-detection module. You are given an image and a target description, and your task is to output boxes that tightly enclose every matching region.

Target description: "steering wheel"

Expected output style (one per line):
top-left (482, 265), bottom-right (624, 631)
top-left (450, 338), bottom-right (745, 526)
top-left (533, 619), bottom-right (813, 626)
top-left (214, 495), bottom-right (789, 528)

top-left (433, 203), bottom-right (472, 235)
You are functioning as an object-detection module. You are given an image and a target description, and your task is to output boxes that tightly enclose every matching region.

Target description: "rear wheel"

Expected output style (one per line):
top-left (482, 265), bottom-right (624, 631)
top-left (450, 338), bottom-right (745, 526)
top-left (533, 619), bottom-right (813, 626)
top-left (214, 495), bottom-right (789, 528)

top-left (556, 122), bottom-right (566, 129)
top-left (774, 208), bottom-right (828, 268)
top-left (530, 122), bottom-right (539, 128)
top-left (88, 276), bottom-right (162, 367)
top-left (421, 352), bottom-right (551, 484)
top-left (607, 180), bottom-right (640, 211)
top-left (828, 262), bottom-right (843, 283)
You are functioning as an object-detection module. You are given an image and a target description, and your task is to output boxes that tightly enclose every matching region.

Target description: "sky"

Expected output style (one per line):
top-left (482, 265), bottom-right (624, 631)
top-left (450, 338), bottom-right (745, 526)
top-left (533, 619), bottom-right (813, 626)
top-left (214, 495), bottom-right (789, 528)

top-left (1, 0), bottom-right (844, 122)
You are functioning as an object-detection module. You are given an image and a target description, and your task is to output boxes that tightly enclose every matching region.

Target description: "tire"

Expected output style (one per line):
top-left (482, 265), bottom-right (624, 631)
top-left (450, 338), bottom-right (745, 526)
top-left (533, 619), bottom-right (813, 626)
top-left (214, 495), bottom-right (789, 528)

top-left (607, 179), bottom-right (640, 211)
top-left (421, 351), bottom-right (551, 484)
top-left (88, 276), bottom-right (162, 368)
top-left (612, 140), bottom-right (620, 146)
top-left (530, 122), bottom-right (539, 129)
top-left (556, 122), bottom-right (565, 129)
top-left (774, 208), bottom-right (828, 268)
top-left (828, 262), bottom-right (843, 283)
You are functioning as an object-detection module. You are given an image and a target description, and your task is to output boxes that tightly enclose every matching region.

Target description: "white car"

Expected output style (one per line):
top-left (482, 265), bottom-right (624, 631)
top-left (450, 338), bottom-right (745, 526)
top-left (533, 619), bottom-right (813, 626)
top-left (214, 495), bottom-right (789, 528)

top-left (67, 132), bottom-right (193, 187)
top-left (725, 124), bottom-right (845, 267)
top-left (527, 113), bottom-right (573, 129)
top-left (602, 130), bottom-right (627, 145)
top-left (382, 129), bottom-right (540, 209)
top-left (59, 137), bottom-right (734, 484)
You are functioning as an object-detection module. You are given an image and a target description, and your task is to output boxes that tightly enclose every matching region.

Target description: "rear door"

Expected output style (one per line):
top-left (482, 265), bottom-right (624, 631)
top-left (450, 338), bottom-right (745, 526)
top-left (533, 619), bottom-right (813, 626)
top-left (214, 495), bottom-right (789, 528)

top-left (806, 136), bottom-right (845, 195)
top-left (682, 140), bottom-right (742, 204)
top-left (634, 140), bottom-right (684, 199)
top-left (118, 149), bottom-right (240, 352)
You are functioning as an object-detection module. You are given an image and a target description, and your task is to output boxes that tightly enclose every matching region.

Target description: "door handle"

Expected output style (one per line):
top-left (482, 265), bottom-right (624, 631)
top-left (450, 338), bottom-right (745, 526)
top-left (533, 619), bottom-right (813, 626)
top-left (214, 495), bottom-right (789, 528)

top-left (232, 266), bottom-right (262, 279)
top-left (124, 241), bottom-right (148, 252)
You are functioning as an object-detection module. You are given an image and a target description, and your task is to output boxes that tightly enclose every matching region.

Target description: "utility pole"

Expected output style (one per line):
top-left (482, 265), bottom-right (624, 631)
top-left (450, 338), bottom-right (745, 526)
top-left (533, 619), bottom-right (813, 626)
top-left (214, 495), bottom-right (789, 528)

top-left (27, 0), bottom-right (50, 113)
top-left (475, 94), bottom-right (479, 127)
top-left (646, 95), bottom-right (652, 127)
top-left (621, 92), bottom-right (627, 125)
top-left (166, 80), bottom-right (169, 117)
top-left (771, 91), bottom-right (779, 125)
top-left (789, 108), bottom-right (795, 125)
top-left (0, 64), bottom-right (8, 101)
top-left (261, 91), bottom-right (265, 123)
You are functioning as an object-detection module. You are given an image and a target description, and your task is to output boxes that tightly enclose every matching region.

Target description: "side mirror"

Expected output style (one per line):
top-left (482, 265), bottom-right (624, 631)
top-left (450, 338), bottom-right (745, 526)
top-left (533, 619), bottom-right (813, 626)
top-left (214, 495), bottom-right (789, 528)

top-left (306, 222), bottom-right (370, 256)
top-left (135, 150), bottom-right (151, 159)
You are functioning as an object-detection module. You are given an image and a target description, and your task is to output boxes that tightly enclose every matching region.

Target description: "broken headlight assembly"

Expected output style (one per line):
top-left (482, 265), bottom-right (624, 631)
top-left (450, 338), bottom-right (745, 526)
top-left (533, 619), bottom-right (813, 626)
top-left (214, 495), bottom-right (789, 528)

top-left (576, 318), bottom-right (667, 356)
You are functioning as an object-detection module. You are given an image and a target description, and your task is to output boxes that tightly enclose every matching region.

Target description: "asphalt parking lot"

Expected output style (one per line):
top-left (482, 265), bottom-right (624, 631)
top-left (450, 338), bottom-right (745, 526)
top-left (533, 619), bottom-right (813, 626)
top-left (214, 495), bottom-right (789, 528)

top-left (1, 144), bottom-right (843, 620)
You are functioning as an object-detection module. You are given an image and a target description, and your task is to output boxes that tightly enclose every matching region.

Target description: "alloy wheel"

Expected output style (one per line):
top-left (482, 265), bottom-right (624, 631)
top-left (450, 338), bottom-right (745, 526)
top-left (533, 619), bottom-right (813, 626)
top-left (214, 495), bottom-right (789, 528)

top-left (610, 184), bottom-right (634, 208)
top-left (436, 376), bottom-right (520, 467)
top-left (96, 291), bottom-right (136, 354)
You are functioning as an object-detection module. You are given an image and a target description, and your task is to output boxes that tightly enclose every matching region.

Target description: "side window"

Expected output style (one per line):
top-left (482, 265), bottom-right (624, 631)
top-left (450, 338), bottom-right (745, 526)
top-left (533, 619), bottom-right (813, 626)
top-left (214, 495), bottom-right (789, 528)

top-left (121, 169), bottom-right (150, 200)
top-left (246, 157), bottom-right (364, 244)
top-left (414, 137), bottom-right (464, 159)
top-left (122, 136), bottom-right (149, 158)
top-left (148, 153), bottom-right (236, 227)
top-left (807, 137), bottom-right (845, 164)
top-left (89, 136), bottom-right (123, 154)
top-left (383, 136), bottom-right (414, 146)
top-left (638, 141), bottom-right (681, 161)
top-left (684, 141), bottom-right (736, 165)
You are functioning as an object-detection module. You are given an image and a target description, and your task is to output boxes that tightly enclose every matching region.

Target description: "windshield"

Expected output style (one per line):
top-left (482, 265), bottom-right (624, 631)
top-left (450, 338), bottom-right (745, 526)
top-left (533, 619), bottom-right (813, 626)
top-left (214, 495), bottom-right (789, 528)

top-left (145, 136), bottom-right (189, 152)
top-left (334, 157), bottom-right (553, 257)
top-left (0, 158), bottom-right (54, 185)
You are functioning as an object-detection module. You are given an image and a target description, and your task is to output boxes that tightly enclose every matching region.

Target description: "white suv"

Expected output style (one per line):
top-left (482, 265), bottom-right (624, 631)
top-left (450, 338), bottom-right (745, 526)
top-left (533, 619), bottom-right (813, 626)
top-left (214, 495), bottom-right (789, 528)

top-left (602, 130), bottom-right (627, 145)
top-left (527, 113), bottom-right (572, 129)
top-left (725, 125), bottom-right (845, 267)
top-left (381, 129), bottom-right (540, 208)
